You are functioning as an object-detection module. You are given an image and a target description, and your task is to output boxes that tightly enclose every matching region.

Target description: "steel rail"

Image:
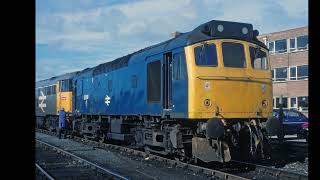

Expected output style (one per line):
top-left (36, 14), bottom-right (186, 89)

top-left (35, 163), bottom-right (55, 180)
top-left (36, 138), bottom-right (129, 180)
top-left (36, 129), bottom-right (249, 180)
top-left (36, 128), bottom-right (307, 180)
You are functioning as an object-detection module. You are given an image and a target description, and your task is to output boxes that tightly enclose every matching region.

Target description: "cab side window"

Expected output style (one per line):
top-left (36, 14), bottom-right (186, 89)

top-left (60, 79), bottom-right (73, 92)
top-left (52, 85), bottom-right (56, 94)
top-left (173, 53), bottom-right (185, 80)
top-left (194, 44), bottom-right (218, 66)
top-left (249, 46), bottom-right (268, 70)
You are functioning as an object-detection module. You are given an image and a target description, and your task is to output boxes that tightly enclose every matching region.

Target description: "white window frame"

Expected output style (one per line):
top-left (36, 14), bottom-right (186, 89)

top-left (273, 96), bottom-right (289, 109)
top-left (289, 64), bottom-right (308, 81)
top-left (289, 66), bottom-right (297, 80)
top-left (297, 96), bottom-right (308, 111)
top-left (273, 67), bottom-right (288, 82)
top-left (274, 39), bottom-right (288, 54)
top-left (296, 64), bottom-right (308, 80)
top-left (289, 97), bottom-right (298, 109)
top-left (271, 69), bottom-right (275, 81)
top-left (268, 41), bottom-right (275, 54)
top-left (289, 37), bottom-right (297, 52)
top-left (296, 35), bottom-right (309, 51)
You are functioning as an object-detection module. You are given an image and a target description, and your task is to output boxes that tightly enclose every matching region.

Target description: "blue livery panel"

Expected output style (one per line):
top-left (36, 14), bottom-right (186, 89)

top-left (73, 49), bottom-right (188, 118)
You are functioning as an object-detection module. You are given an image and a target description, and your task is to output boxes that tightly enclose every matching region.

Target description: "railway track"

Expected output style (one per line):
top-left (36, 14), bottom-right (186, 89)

top-left (36, 139), bottom-right (128, 180)
top-left (36, 129), bottom-right (308, 180)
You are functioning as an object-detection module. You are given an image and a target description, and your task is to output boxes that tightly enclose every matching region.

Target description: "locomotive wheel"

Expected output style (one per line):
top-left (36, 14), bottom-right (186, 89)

top-left (238, 125), bottom-right (264, 162)
top-left (261, 129), bottom-right (272, 160)
top-left (239, 126), bottom-right (253, 161)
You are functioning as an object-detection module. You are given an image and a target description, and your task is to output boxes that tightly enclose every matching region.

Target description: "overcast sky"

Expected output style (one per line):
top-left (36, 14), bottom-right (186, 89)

top-left (36, 0), bottom-right (308, 81)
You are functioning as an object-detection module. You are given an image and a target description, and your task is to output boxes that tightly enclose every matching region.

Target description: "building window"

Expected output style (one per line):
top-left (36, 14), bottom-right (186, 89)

top-left (194, 43), bottom-right (218, 66)
top-left (222, 42), bottom-right (246, 68)
top-left (290, 38), bottom-right (296, 51)
top-left (274, 97), bottom-right (288, 108)
top-left (274, 67), bottom-right (287, 81)
top-left (297, 65), bottom-right (308, 80)
top-left (297, 35), bottom-right (308, 50)
top-left (297, 96), bottom-right (308, 110)
top-left (275, 39), bottom-right (287, 53)
top-left (273, 98), bottom-right (275, 108)
top-left (289, 65), bottom-right (308, 80)
top-left (290, 97), bottom-right (297, 109)
top-left (268, 41), bottom-right (274, 53)
top-left (289, 67), bottom-right (297, 80)
top-left (249, 46), bottom-right (268, 70)
top-left (272, 69), bottom-right (275, 81)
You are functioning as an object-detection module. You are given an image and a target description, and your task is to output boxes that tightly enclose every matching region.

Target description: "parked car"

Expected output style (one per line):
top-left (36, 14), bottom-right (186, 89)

top-left (272, 109), bottom-right (308, 139)
top-left (298, 122), bottom-right (309, 142)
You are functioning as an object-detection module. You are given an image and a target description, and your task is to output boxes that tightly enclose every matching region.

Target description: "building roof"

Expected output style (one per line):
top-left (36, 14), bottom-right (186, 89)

top-left (258, 26), bottom-right (308, 37)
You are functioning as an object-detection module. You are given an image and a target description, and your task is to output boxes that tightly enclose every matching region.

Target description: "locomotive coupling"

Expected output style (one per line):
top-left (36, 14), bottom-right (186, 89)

top-left (192, 137), bottom-right (231, 163)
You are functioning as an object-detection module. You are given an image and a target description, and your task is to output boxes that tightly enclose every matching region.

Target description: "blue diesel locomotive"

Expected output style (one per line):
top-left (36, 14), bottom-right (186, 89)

top-left (36, 20), bottom-right (273, 163)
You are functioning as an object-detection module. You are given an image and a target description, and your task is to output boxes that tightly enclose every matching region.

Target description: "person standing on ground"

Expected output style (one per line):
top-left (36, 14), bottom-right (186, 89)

top-left (58, 107), bottom-right (66, 139)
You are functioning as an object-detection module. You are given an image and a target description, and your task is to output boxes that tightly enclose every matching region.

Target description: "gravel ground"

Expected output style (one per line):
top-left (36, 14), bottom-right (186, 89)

top-left (36, 132), bottom-right (209, 180)
top-left (36, 132), bottom-right (309, 179)
top-left (277, 157), bottom-right (308, 175)
top-left (270, 139), bottom-right (308, 176)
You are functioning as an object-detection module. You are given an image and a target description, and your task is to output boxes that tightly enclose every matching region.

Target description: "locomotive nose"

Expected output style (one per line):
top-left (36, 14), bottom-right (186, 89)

top-left (194, 79), bottom-right (272, 119)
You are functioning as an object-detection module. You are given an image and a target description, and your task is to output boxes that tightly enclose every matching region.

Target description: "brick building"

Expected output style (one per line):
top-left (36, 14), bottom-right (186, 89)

top-left (258, 26), bottom-right (308, 116)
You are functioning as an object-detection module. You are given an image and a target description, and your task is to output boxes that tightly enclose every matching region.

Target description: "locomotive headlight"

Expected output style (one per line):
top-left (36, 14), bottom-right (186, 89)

top-left (242, 27), bottom-right (248, 34)
top-left (217, 24), bottom-right (224, 32)
top-left (262, 100), bottom-right (268, 108)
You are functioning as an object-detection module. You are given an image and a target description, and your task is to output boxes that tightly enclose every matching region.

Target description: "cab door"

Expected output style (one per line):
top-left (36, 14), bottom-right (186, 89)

top-left (162, 52), bottom-right (173, 110)
top-left (171, 51), bottom-right (188, 117)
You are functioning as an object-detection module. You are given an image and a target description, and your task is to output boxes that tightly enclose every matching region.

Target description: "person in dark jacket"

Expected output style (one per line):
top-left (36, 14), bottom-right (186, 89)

top-left (58, 108), bottom-right (66, 139)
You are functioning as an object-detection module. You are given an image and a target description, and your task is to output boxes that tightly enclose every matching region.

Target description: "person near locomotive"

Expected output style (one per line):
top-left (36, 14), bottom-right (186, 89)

top-left (58, 108), bottom-right (67, 139)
